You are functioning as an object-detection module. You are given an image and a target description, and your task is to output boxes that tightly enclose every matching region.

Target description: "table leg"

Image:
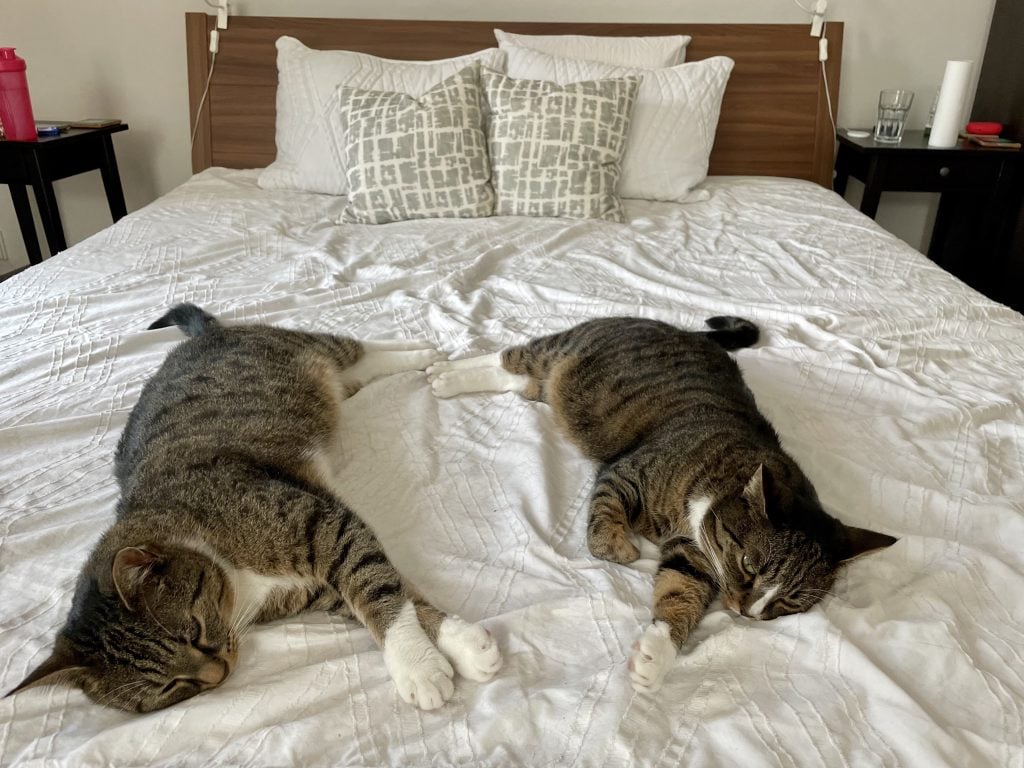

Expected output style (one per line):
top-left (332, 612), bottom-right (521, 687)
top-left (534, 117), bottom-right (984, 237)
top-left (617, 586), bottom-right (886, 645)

top-left (9, 184), bottom-right (43, 265)
top-left (28, 154), bottom-right (67, 255)
top-left (859, 156), bottom-right (886, 219)
top-left (833, 146), bottom-right (850, 197)
top-left (99, 135), bottom-right (127, 221)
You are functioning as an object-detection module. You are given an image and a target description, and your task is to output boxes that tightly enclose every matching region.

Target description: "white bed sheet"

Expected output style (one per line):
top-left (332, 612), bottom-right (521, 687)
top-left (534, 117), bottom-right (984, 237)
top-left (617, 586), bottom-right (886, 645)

top-left (1, 170), bottom-right (1022, 767)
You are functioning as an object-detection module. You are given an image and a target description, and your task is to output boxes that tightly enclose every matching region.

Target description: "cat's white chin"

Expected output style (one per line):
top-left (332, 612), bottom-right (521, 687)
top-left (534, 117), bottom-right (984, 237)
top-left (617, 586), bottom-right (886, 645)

top-left (628, 621), bottom-right (677, 694)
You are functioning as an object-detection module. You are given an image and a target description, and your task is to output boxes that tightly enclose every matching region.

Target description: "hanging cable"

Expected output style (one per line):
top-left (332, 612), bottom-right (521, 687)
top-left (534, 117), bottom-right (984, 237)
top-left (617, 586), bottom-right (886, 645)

top-left (190, 4), bottom-right (228, 150)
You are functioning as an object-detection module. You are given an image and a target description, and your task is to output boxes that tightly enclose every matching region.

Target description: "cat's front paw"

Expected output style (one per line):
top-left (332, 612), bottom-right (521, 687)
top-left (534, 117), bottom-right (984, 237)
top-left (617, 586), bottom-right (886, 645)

top-left (389, 648), bottom-right (455, 710)
top-left (587, 525), bottom-right (640, 564)
top-left (437, 617), bottom-right (503, 682)
top-left (629, 621), bottom-right (677, 694)
top-left (382, 603), bottom-right (456, 709)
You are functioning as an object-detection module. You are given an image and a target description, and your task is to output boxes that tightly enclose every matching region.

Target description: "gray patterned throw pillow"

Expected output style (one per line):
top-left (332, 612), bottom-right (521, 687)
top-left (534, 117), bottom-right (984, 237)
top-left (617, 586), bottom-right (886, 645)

top-left (338, 66), bottom-right (495, 224)
top-left (482, 70), bottom-right (640, 221)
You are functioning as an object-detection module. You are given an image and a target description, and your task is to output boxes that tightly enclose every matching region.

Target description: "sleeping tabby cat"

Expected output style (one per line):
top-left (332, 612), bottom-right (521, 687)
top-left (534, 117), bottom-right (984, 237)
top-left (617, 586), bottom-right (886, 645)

top-left (7, 304), bottom-right (501, 712)
top-left (427, 316), bottom-right (896, 693)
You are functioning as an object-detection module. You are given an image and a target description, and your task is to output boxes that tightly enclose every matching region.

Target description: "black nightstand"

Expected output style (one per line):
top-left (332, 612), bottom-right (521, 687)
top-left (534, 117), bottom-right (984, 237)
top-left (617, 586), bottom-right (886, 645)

top-left (833, 129), bottom-right (1023, 305)
top-left (0, 123), bottom-right (128, 266)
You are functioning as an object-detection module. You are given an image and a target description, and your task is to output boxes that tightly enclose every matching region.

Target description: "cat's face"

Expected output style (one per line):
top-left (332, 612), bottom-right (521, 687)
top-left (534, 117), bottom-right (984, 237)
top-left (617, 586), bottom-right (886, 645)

top-left (8, 543), bottom-right (240, 712)
top-left (701, 465), bottom-right (896, 621)
top-left (713, 523), bottom-right (838, 620)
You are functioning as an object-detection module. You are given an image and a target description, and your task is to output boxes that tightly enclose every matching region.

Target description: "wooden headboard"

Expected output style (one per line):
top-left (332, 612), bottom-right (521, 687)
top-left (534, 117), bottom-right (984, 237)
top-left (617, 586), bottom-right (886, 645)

top-left (186, 15), bottom-right (842, 187)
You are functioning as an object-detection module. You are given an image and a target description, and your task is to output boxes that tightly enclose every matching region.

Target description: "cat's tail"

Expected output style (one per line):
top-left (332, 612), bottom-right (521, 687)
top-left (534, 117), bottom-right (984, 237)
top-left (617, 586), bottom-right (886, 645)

top-left (148, 303), bottom-right (221, 337)
top-left (704, 316), bottom-right (759, 350)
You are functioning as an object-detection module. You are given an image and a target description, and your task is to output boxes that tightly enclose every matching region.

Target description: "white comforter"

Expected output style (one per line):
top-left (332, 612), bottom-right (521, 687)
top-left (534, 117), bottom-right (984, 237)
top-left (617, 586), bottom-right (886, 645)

top-left (1, 170), bottom-right (1022, 767)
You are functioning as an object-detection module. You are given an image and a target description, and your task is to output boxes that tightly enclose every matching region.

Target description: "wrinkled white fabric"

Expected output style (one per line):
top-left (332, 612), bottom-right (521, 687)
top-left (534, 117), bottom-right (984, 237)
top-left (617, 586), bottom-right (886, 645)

top-left (1, 170), bottom-right (1021, 767)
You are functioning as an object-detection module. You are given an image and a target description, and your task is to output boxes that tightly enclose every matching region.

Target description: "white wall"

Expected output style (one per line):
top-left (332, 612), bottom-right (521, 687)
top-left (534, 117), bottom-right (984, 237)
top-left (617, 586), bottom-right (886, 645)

top-left (0, 0), bottom-right (996, 272)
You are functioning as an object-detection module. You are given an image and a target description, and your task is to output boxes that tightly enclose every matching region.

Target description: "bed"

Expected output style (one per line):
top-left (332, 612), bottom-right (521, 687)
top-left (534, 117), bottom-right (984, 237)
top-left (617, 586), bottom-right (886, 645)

top-left (1, 15), bottom-right (1022, 768)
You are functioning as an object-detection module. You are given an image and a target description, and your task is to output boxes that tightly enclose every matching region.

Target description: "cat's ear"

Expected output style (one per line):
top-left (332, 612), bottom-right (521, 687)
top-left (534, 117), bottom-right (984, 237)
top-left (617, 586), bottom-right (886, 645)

top-left (112, 545), bottom-right (165, 610)
top-left (742, 464), bottom-right (773, 521)
top-left (5, 638), bottom-right (87, 697)
top-left (838, 524), bottom-right (898, 562)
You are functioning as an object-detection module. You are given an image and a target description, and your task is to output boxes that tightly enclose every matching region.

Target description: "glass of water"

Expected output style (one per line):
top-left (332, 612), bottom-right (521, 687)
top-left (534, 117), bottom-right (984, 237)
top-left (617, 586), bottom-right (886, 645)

top-left (874, 89), bottom-right (914, 144)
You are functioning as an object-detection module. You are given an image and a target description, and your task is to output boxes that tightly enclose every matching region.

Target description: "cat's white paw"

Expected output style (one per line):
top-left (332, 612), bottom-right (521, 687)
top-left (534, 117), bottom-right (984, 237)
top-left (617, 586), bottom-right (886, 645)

top-left (391, 651), bottom-right (456, 710)
top-left (429, 370), bottom-right (474, 398)
top-left (383, 602), bottom-right (456, 710)
top-left (399, 347), bottom-right (447, 371)
top-left (629, 621), bottom-right (677, 694)
top-left (425, 360), bottom-right (457, 377)
top-left (363, 339), bottom-right (441, 353)
top-left (436, 617), bottom-right (503, 682)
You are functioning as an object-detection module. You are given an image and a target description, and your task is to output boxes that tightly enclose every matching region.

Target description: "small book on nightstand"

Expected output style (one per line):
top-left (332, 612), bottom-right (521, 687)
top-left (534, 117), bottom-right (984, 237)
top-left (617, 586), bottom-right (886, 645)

top-left (68, 119), bottom-right (122, 129)
top-left (960, 132), bottom-right (1022, 149)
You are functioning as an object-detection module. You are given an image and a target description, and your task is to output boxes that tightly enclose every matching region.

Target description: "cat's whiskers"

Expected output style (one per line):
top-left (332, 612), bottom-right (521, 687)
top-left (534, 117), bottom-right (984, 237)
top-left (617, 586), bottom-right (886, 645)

top-left (230, 598), bottom-right (260, 637)
top-left (95, 679), bottom-right (148, 708)
top-left (125, 682), bottom-right (151, 713)
top-left (697, 524), bottom-right (727, 588)
top-left (801, 587), bottom-right (837, 599)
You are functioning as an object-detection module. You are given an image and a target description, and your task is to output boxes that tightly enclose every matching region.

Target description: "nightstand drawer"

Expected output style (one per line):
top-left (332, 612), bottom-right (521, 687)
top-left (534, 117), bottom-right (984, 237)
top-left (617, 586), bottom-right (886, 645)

top-left (882, 154), bottom-right (1006, 192)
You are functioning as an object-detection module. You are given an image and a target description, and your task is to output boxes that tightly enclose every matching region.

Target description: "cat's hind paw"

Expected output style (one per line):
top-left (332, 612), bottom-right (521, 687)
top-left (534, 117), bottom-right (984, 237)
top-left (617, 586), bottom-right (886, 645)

top-left (437, 617), bottom-right (503, 682)
top-left (427, 356), bottom-right (529, 399)
top-left (628, 621), bottom-right (677, 694)
top-left (429, 370), bottom-right (477, 398)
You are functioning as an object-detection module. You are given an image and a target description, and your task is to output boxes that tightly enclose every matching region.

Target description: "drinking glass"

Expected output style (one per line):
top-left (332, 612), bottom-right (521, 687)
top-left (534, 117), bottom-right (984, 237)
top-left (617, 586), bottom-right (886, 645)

top-left (874, 89), bottom-right (914, 144)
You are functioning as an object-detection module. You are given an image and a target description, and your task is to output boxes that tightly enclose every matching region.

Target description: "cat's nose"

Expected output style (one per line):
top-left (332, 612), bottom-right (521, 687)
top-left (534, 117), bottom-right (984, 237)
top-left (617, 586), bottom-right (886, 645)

top-left (197, 658), bottom-right (228, 687)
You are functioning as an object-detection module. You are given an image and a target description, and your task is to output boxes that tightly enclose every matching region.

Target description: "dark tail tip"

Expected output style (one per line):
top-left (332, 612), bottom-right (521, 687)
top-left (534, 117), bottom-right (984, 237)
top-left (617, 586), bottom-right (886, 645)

top-left (704, 316), bottom-right (760, 350)
top-left (147, 303), bottom-right (220, 337)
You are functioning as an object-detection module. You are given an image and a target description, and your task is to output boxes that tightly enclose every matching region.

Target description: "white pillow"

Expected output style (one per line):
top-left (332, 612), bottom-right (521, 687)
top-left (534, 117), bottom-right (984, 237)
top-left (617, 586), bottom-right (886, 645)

top-left (505, 45), bottom-right (734, 202)
top-left (494, 29), bottom-right (689, 68)
top-left (257, 37), bottom-right (506, 195)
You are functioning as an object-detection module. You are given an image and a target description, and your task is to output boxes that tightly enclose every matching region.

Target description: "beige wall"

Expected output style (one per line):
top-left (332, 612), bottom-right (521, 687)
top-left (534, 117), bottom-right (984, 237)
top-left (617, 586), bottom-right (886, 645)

top-left (0, 0), bottom-right (996, 272)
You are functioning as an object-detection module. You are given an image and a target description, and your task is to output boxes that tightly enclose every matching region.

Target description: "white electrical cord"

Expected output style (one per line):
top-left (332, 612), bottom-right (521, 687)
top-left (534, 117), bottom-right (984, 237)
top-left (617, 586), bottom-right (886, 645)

top-left (792, 0), bottom-right (815, 12)
top-left (820, 21), bottom-right (837, 139)
top-left (189, 48), bottom-right (217, 148)
top-left (190, 4), bottom-right (227, 149)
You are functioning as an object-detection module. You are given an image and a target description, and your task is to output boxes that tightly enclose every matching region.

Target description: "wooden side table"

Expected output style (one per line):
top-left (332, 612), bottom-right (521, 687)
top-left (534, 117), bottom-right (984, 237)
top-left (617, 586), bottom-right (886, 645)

top-left (833, 128), bottom-right (1022, 305)
top-left (0, 123), bottom-right (129, 265)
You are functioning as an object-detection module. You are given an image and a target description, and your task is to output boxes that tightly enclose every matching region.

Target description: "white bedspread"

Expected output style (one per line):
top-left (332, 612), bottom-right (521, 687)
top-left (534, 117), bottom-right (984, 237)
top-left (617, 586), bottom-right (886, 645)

top-left (1, 170), bottom-right (1022, 767)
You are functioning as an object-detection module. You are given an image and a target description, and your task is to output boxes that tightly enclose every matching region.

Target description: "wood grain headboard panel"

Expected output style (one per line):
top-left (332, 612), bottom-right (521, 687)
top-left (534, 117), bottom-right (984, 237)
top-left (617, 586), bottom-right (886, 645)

top-left (186, 15), bottom-right (842, 187)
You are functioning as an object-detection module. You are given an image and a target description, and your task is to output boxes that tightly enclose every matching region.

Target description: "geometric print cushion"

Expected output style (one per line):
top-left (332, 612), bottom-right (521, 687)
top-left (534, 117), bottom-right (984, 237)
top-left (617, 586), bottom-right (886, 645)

top-left (504, 46), bottom-right (735, 202)
top-left (258, 37), bottom-right (505, 197)
top-left (338, 66), bottom-right (495, 225)
top-left (481, 70), bottom-right (640, 222)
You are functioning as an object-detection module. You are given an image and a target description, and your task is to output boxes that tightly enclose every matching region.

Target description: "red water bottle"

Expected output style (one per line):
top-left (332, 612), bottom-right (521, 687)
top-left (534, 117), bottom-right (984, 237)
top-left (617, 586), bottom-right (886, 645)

top-left (0, 47), bottom-right (37, 141)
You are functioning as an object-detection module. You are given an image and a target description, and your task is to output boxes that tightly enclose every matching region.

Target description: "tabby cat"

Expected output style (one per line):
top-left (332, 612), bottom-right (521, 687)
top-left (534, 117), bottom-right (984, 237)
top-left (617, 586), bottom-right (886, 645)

top-left (7, 304), bottom-right (501, 712)
top-left (427, 316), bottom-right (895, 693)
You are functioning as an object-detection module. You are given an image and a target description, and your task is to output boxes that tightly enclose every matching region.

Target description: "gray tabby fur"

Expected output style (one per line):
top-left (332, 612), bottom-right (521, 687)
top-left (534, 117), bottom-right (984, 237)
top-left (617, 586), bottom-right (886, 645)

top-left (428, 316), bottom-right (896, 692)
top-left (7, 304), bottom-right (501, 712)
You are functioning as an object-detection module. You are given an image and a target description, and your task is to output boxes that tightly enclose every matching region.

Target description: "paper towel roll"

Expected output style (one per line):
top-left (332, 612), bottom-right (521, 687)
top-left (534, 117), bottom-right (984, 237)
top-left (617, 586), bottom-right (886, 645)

top-left (928, 60), bottom-right (973, 148)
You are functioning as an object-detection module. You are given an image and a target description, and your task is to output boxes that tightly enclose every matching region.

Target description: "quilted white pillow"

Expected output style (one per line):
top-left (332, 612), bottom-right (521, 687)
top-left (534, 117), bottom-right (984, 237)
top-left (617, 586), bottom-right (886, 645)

top-left (494, 29), bottom-right (689, 68)
top-left (257, 37), bottom-right (506, 195)
top-left (505, 46), bottom-right (734, 202)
